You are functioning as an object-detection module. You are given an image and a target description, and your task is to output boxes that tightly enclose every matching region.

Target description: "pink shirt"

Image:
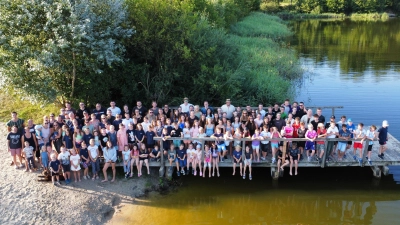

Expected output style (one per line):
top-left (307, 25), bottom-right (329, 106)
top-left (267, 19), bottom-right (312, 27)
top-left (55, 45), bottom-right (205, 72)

top-left (117, 128), bottom-right (128, 151)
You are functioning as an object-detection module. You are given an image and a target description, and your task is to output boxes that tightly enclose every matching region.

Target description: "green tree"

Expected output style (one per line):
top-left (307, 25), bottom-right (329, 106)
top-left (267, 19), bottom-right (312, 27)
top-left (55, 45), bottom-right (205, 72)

top-left (0, 0), bottom-right (134, 104)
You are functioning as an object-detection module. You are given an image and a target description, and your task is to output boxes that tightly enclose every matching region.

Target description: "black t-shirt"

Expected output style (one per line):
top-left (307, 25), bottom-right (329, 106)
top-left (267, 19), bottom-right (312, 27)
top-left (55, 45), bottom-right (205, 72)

top-left (289, 148), bottom-right (300, 158)
top-left (311, 121), bottom-right (319, 131)
top-left (318, 115), bottom-right (326, 124)
top-left (77, 108), bottom-right (91, 119)
top-left (188, 116), bottom-right (199, 127)
top-left (163, 109), bottom-right (171, 118)
top-left (92, 107), bottom-right (107, 120)
top-left (112, 119), bottom-right (122, 131)
top-left (49, 160), bottom-right (60, 172)
top-left (176, 148), bottom-right (186, 159)
top-left (126, 129), bottom-right (136, 144)
top-left (135, 129), bottom-right (145, 141)
top-left (245, 149), bottom-right (253, 159)
top-left (146, 131), bottom-right (156, 145)
top-left (273, 119), bottom-right (285, 132)
top-left (7, 132), bottom-right (22, 149)
top-left (171, 128), bottom-right (182, 138)
top-left (100, 133), bottom-right (109, 147)
top-left (213, 133), bottom-right (224, 145)
top-left (132, 106), bottom-right (147, 117)
top-left (295, 111), bottom-right (306, 120)
top-left (80, 148), bottom-right (89, 161)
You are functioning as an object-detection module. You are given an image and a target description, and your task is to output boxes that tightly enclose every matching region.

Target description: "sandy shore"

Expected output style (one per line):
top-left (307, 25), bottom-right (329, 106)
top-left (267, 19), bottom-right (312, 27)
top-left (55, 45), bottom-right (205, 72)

top-left (0, 123), bottom-right (162, 225)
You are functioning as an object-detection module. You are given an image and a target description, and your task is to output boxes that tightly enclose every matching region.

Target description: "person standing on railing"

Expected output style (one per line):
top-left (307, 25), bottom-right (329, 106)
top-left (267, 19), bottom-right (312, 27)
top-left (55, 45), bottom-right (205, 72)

top-left (377, 120), bottom-right (389, 159)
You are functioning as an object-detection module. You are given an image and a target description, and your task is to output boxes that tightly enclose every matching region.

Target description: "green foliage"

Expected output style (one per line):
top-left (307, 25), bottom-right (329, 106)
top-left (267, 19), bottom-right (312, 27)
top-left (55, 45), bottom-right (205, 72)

top-left (0, 0), bottom-right (134, 105)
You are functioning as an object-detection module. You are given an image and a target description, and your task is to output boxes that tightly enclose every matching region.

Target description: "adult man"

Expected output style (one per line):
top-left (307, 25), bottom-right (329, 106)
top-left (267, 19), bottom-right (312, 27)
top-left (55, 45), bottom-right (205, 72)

top-left (108, 101), bottom-right (121, 117)
top-left (273, 113), bottom-right (285, 132)
top-left (163, 105), bottom-right (172, 118)
top-left (132, 101), bottom-right (147, 117)
top-left (221, 99), bottom-right (235, 120)
top-left (297, 102), bottom-right (307, 118)
top-left (145, 109), bottom-right (157, 124)
top-left (59, 108), bottom-right (66, 120)
top-left (200, 101), bottom-right (213, 115)
top-left (300, 109), bottom-right (314, 127)
top-left (316, 108), bottom-right (326, 125)
top-left (92, 103), bottom-right (107, 120)
top-left (6, 112), bottom-right (25, 134)
top-left (77, 102), bottom-right (90, 119)
top-left (272, 103), bottom-right (280, 119)
top-left (256, 104), bottom-right (266, 119)
top-left (180, 97), bottom-right (193, 114)
top-left (150, 101), bottom-right (159, 116)
top-left (64, 102), bottom-right (76, 115)
top-left (311, 114), bottom-right (320, 132)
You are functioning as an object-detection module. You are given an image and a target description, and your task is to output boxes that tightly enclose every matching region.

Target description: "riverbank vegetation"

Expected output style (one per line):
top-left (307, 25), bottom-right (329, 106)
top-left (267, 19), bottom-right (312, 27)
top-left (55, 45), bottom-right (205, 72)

top-left (0, 0), bottom-right (301, 113)
top-left (260, 0), bottom-right (399, 17)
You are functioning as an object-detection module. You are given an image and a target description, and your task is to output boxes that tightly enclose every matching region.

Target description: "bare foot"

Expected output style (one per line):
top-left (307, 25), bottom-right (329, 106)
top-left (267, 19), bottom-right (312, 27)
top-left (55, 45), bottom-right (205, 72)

top-left (289, 172), bottom-right (292, 176)
top-left (232, 172), bottom-right (235, 176)
top-left (101, 180), bottom-right (108, 182)
top-left (111, 179), bottom-right (115, 183)
top-left (295, 171), bottom-right (298, 175)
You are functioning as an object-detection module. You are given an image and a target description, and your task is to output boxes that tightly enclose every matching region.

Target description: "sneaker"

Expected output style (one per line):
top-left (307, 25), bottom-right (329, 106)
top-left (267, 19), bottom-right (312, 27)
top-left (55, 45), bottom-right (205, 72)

top-left (56, 182), bottom-right (61, 185)
top-left (315, 157), bottom-right (319, 162)
top-left (14, 165), bottom-right (19, 169)
top-left (182, 170), bottom-right (186, 175)
top-left (53, 182), bottom-right (56, 186)
top-left (157, 158), bottom-right (161, 162)
top-left (194, 171), bottom-right (197, 176)
top-left (307, 156), bottom-right (311, 162)
top-left (378, 154), bottom-right (383, 159)
top-left (180, 169), bottom-right (184, 174)
top-left (83, 175), bottom-right (87, 180)
top-left (343, 154), bottom-right (347, 159)
top-left (358, 159), bottom-right (362, 166)
top-left (243, 174), bottom-right (246, 179)
top-left (368, 160), bottom-right (372, 166)
top-left (353, 155), bottom-right (357, 161)
top-left (261, 157), bottom-right (265, 161)
top-left (271, 158), bottom-right (276, 164)
top-left (200, 172), bottom-right (203, 177)
top-left (220, 159), bottom-right (224, 163)
top-left (177, 171), bottom-right (180, 177)
top-left (249, 175), bottom-right (252, 180)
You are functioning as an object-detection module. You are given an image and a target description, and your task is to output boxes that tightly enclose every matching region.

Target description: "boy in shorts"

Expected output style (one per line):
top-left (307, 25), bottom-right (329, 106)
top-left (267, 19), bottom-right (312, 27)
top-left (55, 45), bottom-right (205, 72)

top-left (365, 125), bottom-right (377, 165)
top-left (338, 124), bottom-right (351, 161)
top-left (289, 142), bottom-right (300, 175)
top-left (377, 120), bottom-right (389, 159)
top-left (353, 123), bottom-right (366, 166)
top-left (232, 145), bottom-right (243, 176)
top-left (49, 154), bottom-right (61, 186)
top-left (58, 146), bottom-right (71, 184)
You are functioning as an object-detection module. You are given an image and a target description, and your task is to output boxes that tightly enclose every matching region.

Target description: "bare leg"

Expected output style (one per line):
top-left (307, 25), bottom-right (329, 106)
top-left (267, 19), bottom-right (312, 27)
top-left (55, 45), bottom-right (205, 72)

top-left (102, 163), bottom-right (109, 182)
top-left (111, 163), bottom-right (116, 182)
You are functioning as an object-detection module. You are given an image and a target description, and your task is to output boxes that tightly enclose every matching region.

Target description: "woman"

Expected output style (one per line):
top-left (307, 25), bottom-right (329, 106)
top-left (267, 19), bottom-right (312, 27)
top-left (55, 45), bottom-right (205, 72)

top-left (215, 119), bottom-right (225, 134)
top-left (73, 127), bottom-right (84, 153)
top-left (51, 122), bottom-right (62, 153)
top-left (133, 109), bottom-right (143, 124)
top-left (232, 116), bottom-right (241, 130)
top-left (22, 126), bottom-right (38, 162)
top-left (171, 109), bottom-right (180, 124)
top-left (246, 116), bottom-right (257, 136)
top-left (138, 143), bottom-right (150, 176)
top-left (206, 108), bottom-right (213, 119)
top-left (240, 110), bottom-right (248, 123)
top-left (199, 114), bottom-right (207, 128)
top-left (89, 113), bottom-right (100, 132)
top-left (205, 117), bottom-right (215, 137)
top-left (123, 104), bottom-right (130, 115)
top-left (102, 141), bottom-right (117, 182)
top-left (213, 113), bottom-right (219, 125)
top-left (178, 115), bottom-right (186, 129)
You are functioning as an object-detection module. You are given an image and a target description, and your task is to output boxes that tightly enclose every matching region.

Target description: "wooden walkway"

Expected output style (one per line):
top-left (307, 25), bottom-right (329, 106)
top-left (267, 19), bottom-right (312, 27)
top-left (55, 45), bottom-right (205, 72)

top-left (112, 134), bottom-right (400, 179)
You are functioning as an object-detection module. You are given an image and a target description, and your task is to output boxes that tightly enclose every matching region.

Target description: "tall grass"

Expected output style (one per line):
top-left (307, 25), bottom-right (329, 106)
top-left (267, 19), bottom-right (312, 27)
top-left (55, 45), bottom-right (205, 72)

top-left (227, 12), bottom-right (302, 105)
top-left (350, 12), bottom-right (390, 21)
top-left (0, 90), bottom-right (59, 123)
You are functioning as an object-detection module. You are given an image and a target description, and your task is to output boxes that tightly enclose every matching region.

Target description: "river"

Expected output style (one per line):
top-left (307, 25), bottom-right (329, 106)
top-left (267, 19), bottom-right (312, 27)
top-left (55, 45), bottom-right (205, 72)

top-left (109, 19), bottom-right (400, 225)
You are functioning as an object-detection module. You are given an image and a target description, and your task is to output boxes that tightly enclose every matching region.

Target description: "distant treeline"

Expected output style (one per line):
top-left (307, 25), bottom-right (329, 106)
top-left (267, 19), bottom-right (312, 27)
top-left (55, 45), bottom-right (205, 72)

top-left (261, 0), bottom-right (400, 14)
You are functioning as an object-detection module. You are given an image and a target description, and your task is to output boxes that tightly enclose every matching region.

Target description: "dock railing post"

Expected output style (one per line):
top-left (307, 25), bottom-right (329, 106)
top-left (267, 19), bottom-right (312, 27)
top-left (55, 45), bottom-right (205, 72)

top-left (159, 139), bottom-right (165, 177)
top-left (201, 140), bottom-right (205, 163)
top-left (321, 139), bottom-right (328, 168)
top-left (361, 140), bottom-right (369, 167)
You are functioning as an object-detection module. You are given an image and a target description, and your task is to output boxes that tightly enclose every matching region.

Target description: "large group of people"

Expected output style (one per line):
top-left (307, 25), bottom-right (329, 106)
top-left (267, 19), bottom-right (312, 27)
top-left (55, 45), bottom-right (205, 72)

top-left (6, 98), bottom-right (390, 185)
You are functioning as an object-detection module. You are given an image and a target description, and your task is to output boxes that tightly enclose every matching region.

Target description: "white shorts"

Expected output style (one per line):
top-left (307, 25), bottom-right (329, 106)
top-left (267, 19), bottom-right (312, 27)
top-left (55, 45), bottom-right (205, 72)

top-left (204, 161), bottom-right (211, 168)
top-left (245, 159), bottom-right (252, 166)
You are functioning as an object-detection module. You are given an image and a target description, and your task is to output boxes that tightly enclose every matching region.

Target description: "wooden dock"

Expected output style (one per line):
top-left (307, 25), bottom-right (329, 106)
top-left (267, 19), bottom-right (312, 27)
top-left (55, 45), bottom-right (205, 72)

top-left (111, 134), bottom-right (400, 180)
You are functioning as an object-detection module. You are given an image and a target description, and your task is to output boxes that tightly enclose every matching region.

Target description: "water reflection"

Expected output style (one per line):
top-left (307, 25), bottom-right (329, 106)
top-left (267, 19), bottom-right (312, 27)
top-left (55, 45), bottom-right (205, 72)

top-left (290, 19), bottom-right (400, 75)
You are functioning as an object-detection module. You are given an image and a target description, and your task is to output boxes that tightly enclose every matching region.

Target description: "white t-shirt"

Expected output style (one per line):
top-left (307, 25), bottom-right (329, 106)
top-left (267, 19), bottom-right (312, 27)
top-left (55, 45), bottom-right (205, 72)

top-left (122, 150), bottom-right (131, 161)
top-left (122, 118), bottom-right (133, 128)
top-left (366, 130), bottom-right (375, 145)
top-left (88, 145), bottom-right (98, 159)
top-left (260, 131), bottom-right (271, 144)
top-left (187, 149), bottom-right (196, 159)
top-left (70, 154), bottom-right (80, 166)
top-left (221, 104), bottom-right (235, 119)
top-left (108, 107), bottom-right (121, 117)
top-left (354, 129), bottom-right (366, 143)
top-left (23, 146), bottom-right (34, 158)
top-left (58, 151), bottom-right (71, 165)
top-left (327, 126), bottom-right (339, 138)
top-left (142, 122), bottom-right (150, 133)
top-left (183, 128), bottom-right (191, 138)
top-left (180, 103), bottom-right (193, 113)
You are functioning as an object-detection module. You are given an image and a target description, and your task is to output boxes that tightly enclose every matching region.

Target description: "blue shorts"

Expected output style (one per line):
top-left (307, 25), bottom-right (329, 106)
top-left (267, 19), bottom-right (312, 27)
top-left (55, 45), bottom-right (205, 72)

top-left (305, 141), bottom-right (315, 151)
top-left (178, 158), bottom-right (187, 167)
top-left (217, 144), bottom-right (226, 152)
top-left (271, 143), bottom-right (279, 148)
top-left (252, 145), bottom-right (260, 150)
top-left (169, 157), bottom-right (177, 163)
top-left (338, 142), bottom-right (347, 152)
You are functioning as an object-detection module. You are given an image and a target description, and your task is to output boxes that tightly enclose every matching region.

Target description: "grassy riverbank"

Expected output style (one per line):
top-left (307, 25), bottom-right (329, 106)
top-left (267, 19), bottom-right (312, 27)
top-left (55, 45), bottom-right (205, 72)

top-left (270, 11), bottom-right (393, 20)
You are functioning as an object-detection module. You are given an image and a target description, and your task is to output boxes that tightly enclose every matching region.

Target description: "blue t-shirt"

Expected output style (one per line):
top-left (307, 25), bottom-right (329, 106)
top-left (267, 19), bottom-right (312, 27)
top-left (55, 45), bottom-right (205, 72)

top-left (378, 127), bottom-right (388, 142)
top-left (108, 132), bottom-right (117, 146)
top-left (213, 133), bottom-right (224, 145)
top-left (146, 131), bottom-right (156, 145)
top-left (83, 133), bottom-right (93, 145)
top-left (347, 124), bottom-right (356, 138)
top-left (152, 149), bottom-right (160, 156)
top-left (233, 150), bottom-right (242, 160)
top-left (135, 130), bottom-right (145, 142)
top-left (49, 160), bottom-right (60, 172)
top-left (63, 135), bottom-right (73, 149)
top-left (339, 129), bottom-right (351, 143)
top-left (176, 148), bottom-right (186, 159)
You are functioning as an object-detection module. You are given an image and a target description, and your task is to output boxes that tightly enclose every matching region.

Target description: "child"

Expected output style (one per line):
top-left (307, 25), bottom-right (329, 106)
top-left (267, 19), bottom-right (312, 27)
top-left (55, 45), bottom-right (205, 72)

top-left (316, 123), bottom-right (327, 163)
top-left (366, 125), bottom-right (377, 165)
top-left (70, 149), bottom-right (81, 182)
top-left (271, 127), bottom-right (282, 164)
top-left (80, 142), bottom-right (90, 180)
top-left (203, 145), bottom-right (212, 178)
top-left (194, 145), bottom-right (202, 176)
top-left (49, 153), bottom-right (61, 186)
top-left (186, 143), bottom-right (196, 175)
top-left (277, 149), bottom-right (289, 174)
top-left (167, 144), bottom-right (178, 175)
top-left (138, 143), bottom-right (150, 177)
top-left (260, 125), bottom-right (271, 161)
top-left (211, 128), bottom-right (226, 163)
top-left (377, 120), bottom-right (389, 159)
top-left (338, 124), bottom-right (351, 161)
top-left (251, 129), bottom-right (262, 162)
top-left (130, 145), bottom-right (139, 177)
top-left (58, 146), bottom-right (71, 184)
top-left (93, 130), bottom-right (101, 147)
top-left (353, 123), bottom-right (366, 166)
top-left (83, 127), bottom-right (94, 146)
top-left (289, 142), bottom-right (300, 176)
top-left (210, 143), bottom-right (220, 177)
top-left (243, 145), bottom-right (253, 180)
top-left (150, 145), bottom-right (161, 162)
top-left (41, 146), bottom-right (49, 172)
top-left (305, 124), bottom-right (317, 162)
top-left (232, 145), bottom-right (243, 176)
top-left (176, 143), bottom-right (187, 175)
top-left (88, 139), bottom-right (100, 180)
top-left (23, 141), bottom-right (36, 172)
top-left (122, 145), bottom-right (131, 177)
